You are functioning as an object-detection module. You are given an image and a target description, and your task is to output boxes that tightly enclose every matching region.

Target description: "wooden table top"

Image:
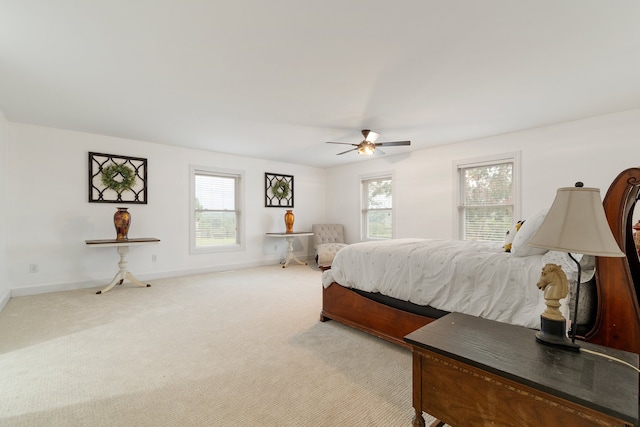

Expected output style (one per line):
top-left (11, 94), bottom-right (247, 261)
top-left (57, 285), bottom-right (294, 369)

top-left (265, 232), bottom-right (313, 236)
top-left (85, 237), bottom-right (161, 245)
top-left (405, 312), bottom-right (639, 425)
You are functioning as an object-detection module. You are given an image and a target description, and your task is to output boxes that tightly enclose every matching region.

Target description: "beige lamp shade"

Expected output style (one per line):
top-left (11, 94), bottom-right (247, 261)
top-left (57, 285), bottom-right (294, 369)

top-left (528, 186), bottom-right (625, 257)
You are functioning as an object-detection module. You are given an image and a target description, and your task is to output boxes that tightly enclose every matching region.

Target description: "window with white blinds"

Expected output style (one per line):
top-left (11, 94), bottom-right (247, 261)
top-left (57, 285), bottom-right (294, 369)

top-left (456, 154), bottom-right (519, 241)
top-left (361, 175), bottom-right (393, 240)
top-left (190, 166), bottom-right (243, 252)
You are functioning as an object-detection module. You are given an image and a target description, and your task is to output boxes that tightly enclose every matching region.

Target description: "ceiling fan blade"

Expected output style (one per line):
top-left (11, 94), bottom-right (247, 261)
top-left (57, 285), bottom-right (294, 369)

top-left (376, 141), bottom-right (411, 147)
top-left (326, 141), bottom-right (358, 146)
top-left (336, 148), bottom-right (357, 155)
top-left (362, 129), bottom-right (380, 143)
top-left (375, 148), bottom-right (386, 156)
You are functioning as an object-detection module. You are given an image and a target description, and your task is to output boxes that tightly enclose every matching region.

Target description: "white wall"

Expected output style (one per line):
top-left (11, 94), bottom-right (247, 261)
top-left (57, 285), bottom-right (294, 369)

top-left (325, 109), bottom-right (640, 244)
top-left (0, 112), bottom-right (10, 309)
top-left (7, 123), bottom-right (326, 295)
top-left (5, 108), bottom-right (640, 297)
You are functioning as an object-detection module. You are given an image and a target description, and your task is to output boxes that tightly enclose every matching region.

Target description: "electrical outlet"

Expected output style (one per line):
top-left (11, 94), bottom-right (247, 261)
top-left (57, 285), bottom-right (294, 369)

top-left (29, 264), bottom-right (39, 273)
top-left (151, 255), bottom-right (157, 262)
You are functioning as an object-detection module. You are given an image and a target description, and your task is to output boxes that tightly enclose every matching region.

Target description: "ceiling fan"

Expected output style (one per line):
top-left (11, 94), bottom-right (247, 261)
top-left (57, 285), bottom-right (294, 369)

top-left (326, 130), bottom-right (411, 156)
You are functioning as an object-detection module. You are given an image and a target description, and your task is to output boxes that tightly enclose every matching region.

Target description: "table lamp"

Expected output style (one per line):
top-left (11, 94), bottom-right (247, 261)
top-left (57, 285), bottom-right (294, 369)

top-left (528, 182), bottom-right (625, 350)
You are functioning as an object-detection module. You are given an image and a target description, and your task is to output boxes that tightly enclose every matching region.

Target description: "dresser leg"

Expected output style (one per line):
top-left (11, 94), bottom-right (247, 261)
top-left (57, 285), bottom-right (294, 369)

top-left (412, 410), bottom-right (425, 427)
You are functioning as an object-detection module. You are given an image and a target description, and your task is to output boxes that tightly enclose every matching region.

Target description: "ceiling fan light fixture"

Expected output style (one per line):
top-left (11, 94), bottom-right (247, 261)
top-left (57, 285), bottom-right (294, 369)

top-left (357, 142), bottom-right (376, 155)
top-left (327, 129), bottom-right (409, 156)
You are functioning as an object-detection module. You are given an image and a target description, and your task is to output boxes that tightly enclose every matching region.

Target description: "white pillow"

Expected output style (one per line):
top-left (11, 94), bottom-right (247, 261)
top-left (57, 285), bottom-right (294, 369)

top-left (511, 209), bottom-right (549, 257)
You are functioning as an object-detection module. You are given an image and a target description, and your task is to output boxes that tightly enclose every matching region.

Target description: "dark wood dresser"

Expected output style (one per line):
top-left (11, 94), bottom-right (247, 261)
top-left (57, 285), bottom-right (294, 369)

top-left (405, 312), bottom-right (639, 427)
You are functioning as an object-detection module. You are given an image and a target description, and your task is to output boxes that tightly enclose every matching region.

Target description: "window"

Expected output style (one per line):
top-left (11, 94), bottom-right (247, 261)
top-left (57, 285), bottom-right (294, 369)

top-left (361, 174), bottom-right (393, 240)
top-left (456, 153), bottom-right (520, 241)
top-left (190, 165), bottom-right (243, 253)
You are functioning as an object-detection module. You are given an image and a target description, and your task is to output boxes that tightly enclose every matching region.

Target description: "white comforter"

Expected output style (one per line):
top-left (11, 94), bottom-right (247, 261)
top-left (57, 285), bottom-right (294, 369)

top-left (321, 238), bottom-right (573, 330)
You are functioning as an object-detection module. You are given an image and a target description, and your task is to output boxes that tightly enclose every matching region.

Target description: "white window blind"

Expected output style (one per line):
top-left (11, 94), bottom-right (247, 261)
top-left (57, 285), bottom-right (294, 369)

top-left (361, 176), bottom-right (393, 240)
top-left (192, 168), bottom-right (241, 250)
top-left (458, 159), bottom-right (515, 241)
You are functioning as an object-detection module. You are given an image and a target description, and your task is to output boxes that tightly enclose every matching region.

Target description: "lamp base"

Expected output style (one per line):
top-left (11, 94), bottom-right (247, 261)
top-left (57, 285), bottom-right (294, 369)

top-left (535, 317), bottom-right (580, 351)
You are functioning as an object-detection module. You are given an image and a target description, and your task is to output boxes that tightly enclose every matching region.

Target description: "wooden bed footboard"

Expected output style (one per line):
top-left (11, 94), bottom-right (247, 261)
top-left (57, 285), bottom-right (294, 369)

top-left (320, 282), bottom-right (435, 348)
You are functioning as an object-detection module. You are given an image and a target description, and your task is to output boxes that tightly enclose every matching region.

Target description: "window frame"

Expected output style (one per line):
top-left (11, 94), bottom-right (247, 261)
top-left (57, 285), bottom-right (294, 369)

top-left (360, 172), bottom-right (394, 241)
top-left (189, 165), bottom-right (245, 254)
top-left (454, 152), bottom-right (521, 241)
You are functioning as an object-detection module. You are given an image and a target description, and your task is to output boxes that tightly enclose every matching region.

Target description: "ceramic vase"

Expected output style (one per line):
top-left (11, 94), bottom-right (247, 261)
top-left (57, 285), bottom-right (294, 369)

top-left (114, 207), bottom-right (131, 240)
top-left (284, 210), bottom-right (294, 233)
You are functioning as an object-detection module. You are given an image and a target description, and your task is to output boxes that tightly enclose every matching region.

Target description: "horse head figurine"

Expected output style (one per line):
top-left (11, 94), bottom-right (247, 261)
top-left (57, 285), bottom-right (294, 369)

top-left (536, 263), bottom-right (569, 321)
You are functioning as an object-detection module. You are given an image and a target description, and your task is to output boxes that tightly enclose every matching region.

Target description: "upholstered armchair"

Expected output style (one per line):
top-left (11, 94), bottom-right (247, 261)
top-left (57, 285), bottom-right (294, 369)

top-left (312, 224), bottom-right (348, 269)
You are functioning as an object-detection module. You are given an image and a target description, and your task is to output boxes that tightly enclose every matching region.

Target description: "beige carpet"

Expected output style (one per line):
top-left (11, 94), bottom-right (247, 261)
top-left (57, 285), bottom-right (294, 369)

top-left (0, 265), bottom-right (438, 426)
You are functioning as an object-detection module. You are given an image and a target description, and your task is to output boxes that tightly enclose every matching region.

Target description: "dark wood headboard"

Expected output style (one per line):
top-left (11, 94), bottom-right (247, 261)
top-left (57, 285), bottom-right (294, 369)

top-left (587, 167), bottom-right (640, 355)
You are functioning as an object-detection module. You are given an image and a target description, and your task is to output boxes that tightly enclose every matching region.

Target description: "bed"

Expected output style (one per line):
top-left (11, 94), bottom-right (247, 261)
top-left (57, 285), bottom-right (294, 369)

top-left (320, 167), bottom-right (640, 357)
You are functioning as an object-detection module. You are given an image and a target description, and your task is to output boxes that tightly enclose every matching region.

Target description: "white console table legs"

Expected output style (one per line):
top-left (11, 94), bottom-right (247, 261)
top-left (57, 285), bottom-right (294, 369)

top-left (264, 232), bottom-right (314, 268)
top-left (85, 237), bottom-right (160, 294)
top-left (97, 246), bottom-right (150, 294)
top-left (282, 235), bottom-right (308, 268)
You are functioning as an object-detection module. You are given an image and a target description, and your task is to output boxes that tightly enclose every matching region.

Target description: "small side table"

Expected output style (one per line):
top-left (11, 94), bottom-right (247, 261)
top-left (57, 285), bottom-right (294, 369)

top-left (265, 232), bottom-right (313, 268)
top-left (85, 238), bottom-right (160, 294)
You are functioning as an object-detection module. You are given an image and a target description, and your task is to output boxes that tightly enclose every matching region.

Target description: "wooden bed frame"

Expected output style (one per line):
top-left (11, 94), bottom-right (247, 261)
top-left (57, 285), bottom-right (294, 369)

top-left (320, 167), bottom-right (640, 357)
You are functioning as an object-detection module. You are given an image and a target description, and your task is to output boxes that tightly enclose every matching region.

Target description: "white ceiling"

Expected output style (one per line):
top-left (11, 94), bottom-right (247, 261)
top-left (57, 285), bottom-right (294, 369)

top-left (1, 1), bottom-right (639, 168)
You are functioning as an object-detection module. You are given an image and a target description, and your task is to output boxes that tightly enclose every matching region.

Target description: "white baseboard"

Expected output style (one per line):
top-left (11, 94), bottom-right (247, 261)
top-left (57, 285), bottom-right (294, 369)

top-left (8, 255), bottom-right (314, 298)
top-left (0, 289), bottom-right (10, 312)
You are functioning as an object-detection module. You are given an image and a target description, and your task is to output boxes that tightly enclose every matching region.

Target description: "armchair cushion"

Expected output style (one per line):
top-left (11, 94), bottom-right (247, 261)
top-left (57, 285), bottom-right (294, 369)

top-left (317, 242), bottom-right (348, 267)
top-left (312, 224), bottom-right (348, 267)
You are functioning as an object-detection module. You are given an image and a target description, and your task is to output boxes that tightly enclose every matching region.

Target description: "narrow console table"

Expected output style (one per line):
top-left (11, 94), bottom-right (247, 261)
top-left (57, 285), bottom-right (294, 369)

top-left (85, 238), bottom-right (160, 294)
top-left (405, 312), bottom-right (639, 427)
top-left (265, 232), bottom-right (313, 268)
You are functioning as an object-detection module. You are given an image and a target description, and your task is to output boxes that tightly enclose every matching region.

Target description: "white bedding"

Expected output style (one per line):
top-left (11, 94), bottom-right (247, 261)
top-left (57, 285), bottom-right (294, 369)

top-left (321, 238), bottom-right (574, 330)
